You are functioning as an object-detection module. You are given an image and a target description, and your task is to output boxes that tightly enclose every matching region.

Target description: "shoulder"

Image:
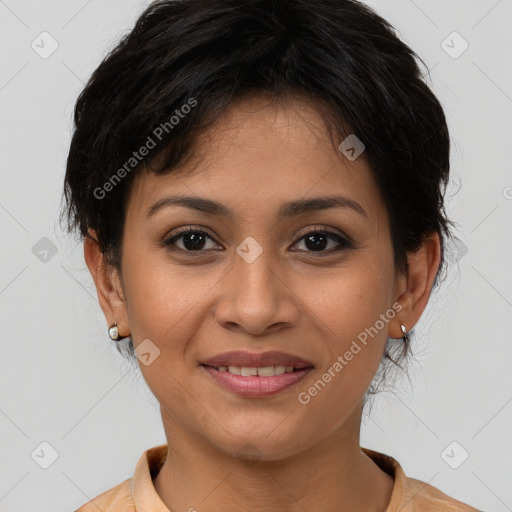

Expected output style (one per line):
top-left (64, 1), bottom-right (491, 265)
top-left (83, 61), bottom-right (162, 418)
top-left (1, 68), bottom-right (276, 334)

top-left (73, 444), bottom-right (168, 512)
top-left (74, 478), bottom-right (134, 512)
top-left (403, 476), bottom-right (482, 511)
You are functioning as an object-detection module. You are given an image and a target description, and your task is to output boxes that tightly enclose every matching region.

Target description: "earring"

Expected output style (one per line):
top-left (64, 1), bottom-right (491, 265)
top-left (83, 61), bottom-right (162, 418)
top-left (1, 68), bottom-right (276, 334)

top-left (400, 324), bottom-right (409, 344)
top-left (108, 322), bottom-right (120, 341)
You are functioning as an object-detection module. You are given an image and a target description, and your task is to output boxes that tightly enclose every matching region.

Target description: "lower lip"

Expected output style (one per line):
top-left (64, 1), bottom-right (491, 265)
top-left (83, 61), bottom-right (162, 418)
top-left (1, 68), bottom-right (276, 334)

top-left (201, 365), bottom-right (313, 397)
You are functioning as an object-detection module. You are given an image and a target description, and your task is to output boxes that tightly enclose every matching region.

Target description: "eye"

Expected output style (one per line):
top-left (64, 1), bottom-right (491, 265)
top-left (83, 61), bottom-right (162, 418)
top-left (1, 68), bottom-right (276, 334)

top-left (292, 227), bottom-right (352, 253)
top-left (163, 227), bottom-right (220, 252)
top-left (163, 226), bottom-right (352, 254)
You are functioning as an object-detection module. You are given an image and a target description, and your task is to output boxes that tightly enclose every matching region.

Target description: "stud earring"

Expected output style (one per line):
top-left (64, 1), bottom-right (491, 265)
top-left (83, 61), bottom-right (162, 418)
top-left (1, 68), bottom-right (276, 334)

top-left (108, 322), bottom-right (120, 341)
top-left (400, 324), bottom-right (409, 344)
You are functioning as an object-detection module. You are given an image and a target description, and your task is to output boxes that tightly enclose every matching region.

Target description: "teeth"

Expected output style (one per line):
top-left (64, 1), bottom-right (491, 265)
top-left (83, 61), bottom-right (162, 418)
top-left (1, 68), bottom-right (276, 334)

top-left (256, 366), bottom-right (274, 377)
top-left (241, 367), bottom-right (258, 376)
top-left (216, 365), bottom-right (298, 376)
top-left (274, 365), bottom-right (286, 375)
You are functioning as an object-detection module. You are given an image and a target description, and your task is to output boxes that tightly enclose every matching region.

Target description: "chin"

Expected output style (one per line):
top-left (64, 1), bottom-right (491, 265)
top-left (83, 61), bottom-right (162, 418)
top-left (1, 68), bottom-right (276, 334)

top-left (211, 425), bottom-right (309, 462)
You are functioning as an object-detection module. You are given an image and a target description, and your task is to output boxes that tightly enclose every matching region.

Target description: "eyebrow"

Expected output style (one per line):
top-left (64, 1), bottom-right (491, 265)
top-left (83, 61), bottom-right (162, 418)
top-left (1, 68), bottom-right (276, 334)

top-left (146, 194), bottom-right (368, 220)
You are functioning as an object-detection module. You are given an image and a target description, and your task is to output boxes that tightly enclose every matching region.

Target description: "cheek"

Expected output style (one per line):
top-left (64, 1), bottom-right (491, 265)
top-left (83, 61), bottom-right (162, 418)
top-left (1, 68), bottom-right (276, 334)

top-left (303, 261), bottom-right (393, 347)
top-left (122, 246), bottom-right (219, 346)
top-left (294, 261), bottom-right (394, 406)
top-left (292, 305), bottom-right (389, 437)
top-left (121, 257), bottom-right (213, 414)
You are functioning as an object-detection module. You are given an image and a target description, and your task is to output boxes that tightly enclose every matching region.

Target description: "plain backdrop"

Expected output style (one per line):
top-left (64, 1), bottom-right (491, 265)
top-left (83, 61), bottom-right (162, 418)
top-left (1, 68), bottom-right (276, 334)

top-left (1, 1), bottom-right (511, 511)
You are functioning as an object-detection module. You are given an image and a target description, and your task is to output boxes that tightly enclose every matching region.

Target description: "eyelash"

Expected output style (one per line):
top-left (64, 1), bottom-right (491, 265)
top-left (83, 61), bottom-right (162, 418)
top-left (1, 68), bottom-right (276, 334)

top-left (163, 226), bottom-right (353, 255)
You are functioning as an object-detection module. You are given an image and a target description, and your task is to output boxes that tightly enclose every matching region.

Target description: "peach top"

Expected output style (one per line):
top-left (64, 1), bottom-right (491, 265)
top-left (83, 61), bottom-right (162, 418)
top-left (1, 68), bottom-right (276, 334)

top-left (75, 444), bottom-right (480, 511)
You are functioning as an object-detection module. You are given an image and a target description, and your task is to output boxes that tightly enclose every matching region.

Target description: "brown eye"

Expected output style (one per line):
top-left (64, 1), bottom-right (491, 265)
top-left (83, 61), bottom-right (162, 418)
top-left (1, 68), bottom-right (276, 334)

top-left (292, 228), bottom-right (352, 253)
top-left (164, 228), bottom-right (219, 252)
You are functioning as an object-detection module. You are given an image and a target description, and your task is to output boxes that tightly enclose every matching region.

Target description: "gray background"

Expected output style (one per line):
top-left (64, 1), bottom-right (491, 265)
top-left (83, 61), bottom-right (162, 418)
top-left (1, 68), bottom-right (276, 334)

top-left (1, 1), bottom-right (511, 511)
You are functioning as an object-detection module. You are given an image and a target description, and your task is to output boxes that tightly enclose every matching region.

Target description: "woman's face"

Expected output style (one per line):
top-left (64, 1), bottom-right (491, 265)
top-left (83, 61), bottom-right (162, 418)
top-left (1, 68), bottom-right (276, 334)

top-left (107, 95), bottom-right (408, 459)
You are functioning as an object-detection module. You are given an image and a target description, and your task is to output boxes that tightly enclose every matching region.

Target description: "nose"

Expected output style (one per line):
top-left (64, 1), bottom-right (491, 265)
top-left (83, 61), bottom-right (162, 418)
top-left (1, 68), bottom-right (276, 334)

top-left (213, 248), bottom-right (301, 336)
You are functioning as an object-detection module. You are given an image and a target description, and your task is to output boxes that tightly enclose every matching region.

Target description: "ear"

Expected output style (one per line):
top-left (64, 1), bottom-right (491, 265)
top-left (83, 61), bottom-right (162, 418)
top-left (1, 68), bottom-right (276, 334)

top-left (389, 231), bottom-right (441, 339)
top-left (83, 228), bottom-right (130, 338)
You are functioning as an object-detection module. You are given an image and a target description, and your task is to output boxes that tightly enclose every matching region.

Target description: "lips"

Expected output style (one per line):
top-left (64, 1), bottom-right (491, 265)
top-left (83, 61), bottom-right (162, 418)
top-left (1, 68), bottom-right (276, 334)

top-left (201, 350), bottom-right (314, 369)
top-left (202, 364), bottom-right (313, 397)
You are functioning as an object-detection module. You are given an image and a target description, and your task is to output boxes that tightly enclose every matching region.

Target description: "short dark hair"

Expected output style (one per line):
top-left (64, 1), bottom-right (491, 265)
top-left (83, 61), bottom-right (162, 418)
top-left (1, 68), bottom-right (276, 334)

top-left (61, 0), bottom-right (455, 398)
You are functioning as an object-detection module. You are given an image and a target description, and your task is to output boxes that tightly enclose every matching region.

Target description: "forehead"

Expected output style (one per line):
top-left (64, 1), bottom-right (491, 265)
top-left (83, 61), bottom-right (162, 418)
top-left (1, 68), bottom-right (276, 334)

top-left (125, 94), bottom-right (387, 229)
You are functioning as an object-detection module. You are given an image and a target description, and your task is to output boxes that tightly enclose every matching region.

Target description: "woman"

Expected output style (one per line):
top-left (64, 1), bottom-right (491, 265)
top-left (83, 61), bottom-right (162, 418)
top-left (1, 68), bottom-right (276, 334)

top-left (62, 0), bottom-right (481, 510)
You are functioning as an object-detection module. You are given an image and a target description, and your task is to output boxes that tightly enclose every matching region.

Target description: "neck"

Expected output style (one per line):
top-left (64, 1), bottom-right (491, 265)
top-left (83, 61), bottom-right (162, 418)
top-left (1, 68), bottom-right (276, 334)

top-left (153, 403), bottom-right (394, 512)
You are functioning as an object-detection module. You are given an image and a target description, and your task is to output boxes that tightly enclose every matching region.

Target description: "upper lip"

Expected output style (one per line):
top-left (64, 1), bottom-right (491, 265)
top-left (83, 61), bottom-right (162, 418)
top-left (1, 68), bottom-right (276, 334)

top-left (201, 350), bottom-right (314, 369)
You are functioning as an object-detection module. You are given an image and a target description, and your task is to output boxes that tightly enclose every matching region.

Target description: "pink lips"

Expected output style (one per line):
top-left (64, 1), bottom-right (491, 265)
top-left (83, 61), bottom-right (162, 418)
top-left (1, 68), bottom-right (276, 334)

top-left (200, 350), bottom-right (314, 398)
top-left (201, 366), bottom-right (313, 397)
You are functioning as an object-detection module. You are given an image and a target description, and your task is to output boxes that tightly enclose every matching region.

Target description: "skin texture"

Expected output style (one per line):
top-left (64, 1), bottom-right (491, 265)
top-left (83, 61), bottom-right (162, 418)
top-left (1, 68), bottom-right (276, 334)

top-left (84, 94), bottom-right (441, 512)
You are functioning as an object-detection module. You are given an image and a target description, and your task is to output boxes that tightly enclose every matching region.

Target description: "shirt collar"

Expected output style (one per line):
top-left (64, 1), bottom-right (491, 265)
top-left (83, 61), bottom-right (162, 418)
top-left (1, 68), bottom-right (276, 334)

top-left (361, 446), bottom-right (404, 511)
top-left (131, 443), bottom-right (170, 511)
